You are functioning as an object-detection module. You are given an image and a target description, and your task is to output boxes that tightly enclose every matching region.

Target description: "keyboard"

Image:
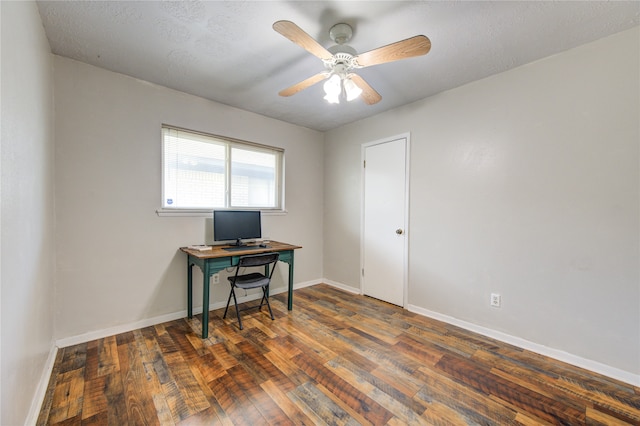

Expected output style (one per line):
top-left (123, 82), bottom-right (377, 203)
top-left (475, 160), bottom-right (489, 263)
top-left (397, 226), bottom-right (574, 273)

top-left (223, 245), bottom-right (258, 252)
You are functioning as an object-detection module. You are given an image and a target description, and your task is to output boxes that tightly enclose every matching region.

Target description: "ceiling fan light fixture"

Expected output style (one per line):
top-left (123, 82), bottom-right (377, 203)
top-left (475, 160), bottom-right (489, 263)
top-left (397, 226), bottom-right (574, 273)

top-left (323, 74), bottom-right (342, 104)
top-left (323, 73), bottom-right (362, 104)
top-left (343, 77), bottom-right (363, 101)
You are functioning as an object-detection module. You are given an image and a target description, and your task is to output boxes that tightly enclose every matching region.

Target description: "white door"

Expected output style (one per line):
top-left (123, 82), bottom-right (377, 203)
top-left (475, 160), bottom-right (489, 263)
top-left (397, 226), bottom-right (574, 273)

top-left (362, 136), bottom-right (408, 306)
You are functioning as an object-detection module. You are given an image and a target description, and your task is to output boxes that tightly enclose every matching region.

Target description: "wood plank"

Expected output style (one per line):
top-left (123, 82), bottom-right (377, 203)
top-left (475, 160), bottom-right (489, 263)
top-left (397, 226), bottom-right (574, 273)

top-left (325, 357), bottom-right (429, 424)
top-left (165, 324), bottom-right (226, 385)
top-left (176, 406), bottom-right (226, 426)
top-left (48, 368), bottom-right (85, 424)
top-left (134, 328), bottom-right (175, 425)
top-left (415, 365), bottom-right (519, 424)
top-left (227, 364), bottom-right (294, 425)
top-left (58, 344), bottom-right (88, 374)
top-left (273, 313), bottom-right (380, 374)
top-left (80, 375), bottom-right (108, 420)
top-left (83, 341), bottom-right (99, 380)
top-left (346, 313), bottom-right (402, 345)
top-left (209, 372), bottom-right (268, 425)
top-left (207, 341), bottom-right (240, 371)
top-left (260, 379), bottom-right (316, 425)
top-left (116, 331), bottom-right (135, 346)
top-left (330, 356), bottom-right (426, 412)
top-left (315, 382), bottom-right (372, 425)
top-left (262, 335), bottom-right (302, 360)
top-left (180, 360), bottom-right (230, 425)
top-left (117, 340), bottom-right (161, 425)
top-left (292, 350), bottom-right (394, 424)
top-left (435, 352), bottom-right (586, 425)
top-left (235, 340), bottom-right (297, 392)
top-left (392, 333), bottom-right (446, 366)
top-left (160, 380), bottom-right (190, 424)
top-left (586, 406), bottom-right (637, 425)
top-left (369, 365), bottom-right (424, 398)
top-left (474, 348), bottom-right (640, 424)
top-left (338, 328), bottom-right (423, 379)
top-left (79, 411), bottom-right (108, 425)
top-left (288, 382), bottom-right (358, 425)
top-left (403, 324), bottom-right (486, 358)
top-left (162, 351), bottom-right (210, 420)
top-left (50, 414), bottom-right (81, 425)
top-left (102, 370), bottom-right (130, 425)
top-left (556, 377), bottom-right (640, 424)
top-left (97, 335), bottom-right (120, 377)
top-left (263, 350), bottom-right (309, 388)
top-left (268, 313), bottom-right (340, 362)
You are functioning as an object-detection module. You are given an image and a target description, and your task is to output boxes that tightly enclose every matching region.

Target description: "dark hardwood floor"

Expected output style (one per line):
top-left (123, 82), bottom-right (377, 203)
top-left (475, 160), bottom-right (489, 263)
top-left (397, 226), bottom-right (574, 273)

top-left (38, 284), bottom-right (639, 425)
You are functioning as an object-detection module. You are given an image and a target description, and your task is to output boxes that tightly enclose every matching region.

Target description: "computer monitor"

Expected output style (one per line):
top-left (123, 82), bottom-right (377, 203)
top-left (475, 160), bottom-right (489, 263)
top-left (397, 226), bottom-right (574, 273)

top-left (213, 210), bottom-right (261, 246)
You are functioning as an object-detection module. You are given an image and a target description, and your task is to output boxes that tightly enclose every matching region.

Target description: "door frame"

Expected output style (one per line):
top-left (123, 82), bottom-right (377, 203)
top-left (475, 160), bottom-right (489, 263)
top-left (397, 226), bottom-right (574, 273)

top-left (360, 132), bottom-right (411, 307)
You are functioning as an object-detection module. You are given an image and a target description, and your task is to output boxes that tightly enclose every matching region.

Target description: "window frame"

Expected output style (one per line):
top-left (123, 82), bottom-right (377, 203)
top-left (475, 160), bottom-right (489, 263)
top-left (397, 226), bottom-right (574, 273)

top-left (157, 125), bottom-right (286, 217)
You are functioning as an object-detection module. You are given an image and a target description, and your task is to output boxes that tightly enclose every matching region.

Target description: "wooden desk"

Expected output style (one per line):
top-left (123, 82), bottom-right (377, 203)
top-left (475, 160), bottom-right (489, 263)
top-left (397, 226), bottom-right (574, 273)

top-left (180, 241), bottom-right (302, 338)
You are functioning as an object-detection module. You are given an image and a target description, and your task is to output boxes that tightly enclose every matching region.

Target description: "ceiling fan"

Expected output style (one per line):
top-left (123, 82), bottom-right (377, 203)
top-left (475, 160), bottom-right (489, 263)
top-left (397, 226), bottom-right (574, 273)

top-left (273, 20), bottom-right (431, 105)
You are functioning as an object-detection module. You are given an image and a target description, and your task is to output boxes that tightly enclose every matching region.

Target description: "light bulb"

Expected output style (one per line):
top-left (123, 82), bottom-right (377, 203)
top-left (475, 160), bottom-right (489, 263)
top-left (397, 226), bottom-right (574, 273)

top-left (343, 77), bottom-right (363, 101)
top-left (323, 74), bottom-right (342, 96)
top-left (323, 74), bottom-right (342, 104)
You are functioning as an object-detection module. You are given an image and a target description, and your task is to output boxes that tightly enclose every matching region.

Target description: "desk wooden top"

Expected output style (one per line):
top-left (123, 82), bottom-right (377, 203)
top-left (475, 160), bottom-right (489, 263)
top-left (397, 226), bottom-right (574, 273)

top-left (180, 240), bottom-right (302, 259)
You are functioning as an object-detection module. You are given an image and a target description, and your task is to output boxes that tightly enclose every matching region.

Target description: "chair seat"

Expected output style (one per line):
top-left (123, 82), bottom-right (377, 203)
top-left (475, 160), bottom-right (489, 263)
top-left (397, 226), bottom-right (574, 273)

top-left (229, 273), bottom-right (269, 289)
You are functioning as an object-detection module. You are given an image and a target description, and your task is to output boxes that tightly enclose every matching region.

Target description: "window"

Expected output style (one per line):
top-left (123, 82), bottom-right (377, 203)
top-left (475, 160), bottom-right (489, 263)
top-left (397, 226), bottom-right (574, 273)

top-left (161, 125), bottom-right (284, 212)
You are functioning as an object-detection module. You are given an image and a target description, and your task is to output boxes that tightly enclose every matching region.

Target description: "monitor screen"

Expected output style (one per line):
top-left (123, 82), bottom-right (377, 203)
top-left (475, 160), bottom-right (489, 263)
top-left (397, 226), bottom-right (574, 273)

top-left (213, 210), bottom-right (261, 246)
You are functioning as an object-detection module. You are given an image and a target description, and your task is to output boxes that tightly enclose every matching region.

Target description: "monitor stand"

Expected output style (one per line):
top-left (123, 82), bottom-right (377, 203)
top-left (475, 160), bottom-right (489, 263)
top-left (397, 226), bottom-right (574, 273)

top-left (232, 238), bottom-right (245, 247)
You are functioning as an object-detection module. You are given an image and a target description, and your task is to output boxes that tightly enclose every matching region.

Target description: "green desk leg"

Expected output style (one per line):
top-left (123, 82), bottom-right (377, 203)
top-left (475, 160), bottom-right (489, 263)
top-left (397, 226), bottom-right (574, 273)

top-left (277, 250), bottom-right (295, 311)
top-left (287, 254), bottom-right (294, 310)
top-left (202, 262), bottom-right (211, 339)
top-left (197, 258), bottom-right (231, 339)
top-left (187, 258), bottom-right (193, 318)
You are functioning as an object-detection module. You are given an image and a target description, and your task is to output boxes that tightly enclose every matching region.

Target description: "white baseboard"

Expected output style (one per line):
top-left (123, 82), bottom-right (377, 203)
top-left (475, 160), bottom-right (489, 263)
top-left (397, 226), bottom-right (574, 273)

top-left (322, 279), bottom-right (361, 294)
top-left (56, 309), bottom-right (190, 348)
top-left (407, 304), bottom-right (640, 387)
top-left (293, 278), bottom-right (324, 290)
top-left (25, 344), bottom-right (58, 426)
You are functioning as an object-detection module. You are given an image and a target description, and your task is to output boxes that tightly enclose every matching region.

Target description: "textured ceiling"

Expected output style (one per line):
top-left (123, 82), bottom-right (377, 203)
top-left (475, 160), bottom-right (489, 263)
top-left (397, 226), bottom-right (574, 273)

top-left (37, 1), bottom-right (640, 132)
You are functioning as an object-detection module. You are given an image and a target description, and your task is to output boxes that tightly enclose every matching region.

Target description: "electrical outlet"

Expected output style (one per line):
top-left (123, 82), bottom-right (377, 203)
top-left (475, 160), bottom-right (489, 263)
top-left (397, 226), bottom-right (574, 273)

top-left (490, 293), bottom-right (501, 308)
top-left (213, 274), bottom-right (220, 284)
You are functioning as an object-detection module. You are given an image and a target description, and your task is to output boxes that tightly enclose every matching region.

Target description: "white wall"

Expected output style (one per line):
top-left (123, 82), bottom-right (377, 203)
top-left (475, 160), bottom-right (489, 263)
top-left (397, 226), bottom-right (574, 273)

top-left (324, 27), bottom-right (639, 379)
top-left (1, 2), bottom-right (56, 424)
top-left (53, 57), bottom-right (324, 341)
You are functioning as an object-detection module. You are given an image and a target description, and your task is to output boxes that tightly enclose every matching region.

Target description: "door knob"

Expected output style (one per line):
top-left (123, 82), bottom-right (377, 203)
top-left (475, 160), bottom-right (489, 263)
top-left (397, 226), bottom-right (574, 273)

top-left (396, 228), bottom-right (404, 235)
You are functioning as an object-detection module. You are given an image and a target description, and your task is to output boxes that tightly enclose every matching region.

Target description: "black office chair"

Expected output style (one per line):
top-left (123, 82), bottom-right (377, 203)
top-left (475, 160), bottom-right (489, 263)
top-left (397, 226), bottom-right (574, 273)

top-left (223, 252), bottom-right (280, 330)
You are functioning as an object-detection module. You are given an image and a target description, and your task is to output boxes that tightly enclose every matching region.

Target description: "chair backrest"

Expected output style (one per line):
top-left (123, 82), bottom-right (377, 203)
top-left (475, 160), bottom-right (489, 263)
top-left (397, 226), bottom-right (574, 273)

top-left (237, 252), bottom-right (280, 278)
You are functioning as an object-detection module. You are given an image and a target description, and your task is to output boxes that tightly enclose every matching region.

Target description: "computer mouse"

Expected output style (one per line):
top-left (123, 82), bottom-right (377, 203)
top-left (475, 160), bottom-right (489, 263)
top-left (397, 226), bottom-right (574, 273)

top-left (259, 244), bottom-right (267, 248)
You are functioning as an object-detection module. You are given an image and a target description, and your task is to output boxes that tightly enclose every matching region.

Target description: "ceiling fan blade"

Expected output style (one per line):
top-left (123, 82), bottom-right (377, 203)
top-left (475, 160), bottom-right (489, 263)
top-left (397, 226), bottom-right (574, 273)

top-left (273, 20), bottom-right (333, 61)
top-left (279, 72), bottom-right (328, 97)
top-left (350, 74), bottom-right (382, 105)
top-left (354, 35), bottom-right (431, 68)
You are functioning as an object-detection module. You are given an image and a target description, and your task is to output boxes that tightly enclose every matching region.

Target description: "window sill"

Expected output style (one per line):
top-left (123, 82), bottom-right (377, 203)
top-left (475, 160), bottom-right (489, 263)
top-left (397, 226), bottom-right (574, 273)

top-left (156, 208), bottom-right (288, 217)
